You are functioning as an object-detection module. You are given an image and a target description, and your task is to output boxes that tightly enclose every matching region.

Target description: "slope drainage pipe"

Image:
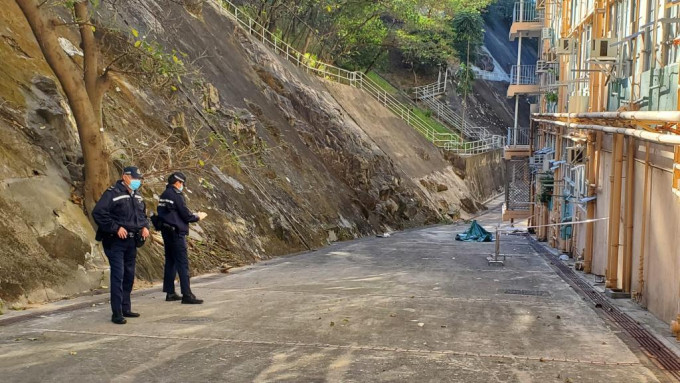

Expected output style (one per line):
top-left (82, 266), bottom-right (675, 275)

top-left (532, 119), bottom-right (680, 145)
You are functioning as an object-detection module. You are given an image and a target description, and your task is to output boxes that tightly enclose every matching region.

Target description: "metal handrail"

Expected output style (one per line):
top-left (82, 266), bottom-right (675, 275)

top-left (413, 82), bottom-right (447, 100)
top-left (214, 0), bottom-right (504, 156)
top-left (419, 97), bottom-right (503, 145)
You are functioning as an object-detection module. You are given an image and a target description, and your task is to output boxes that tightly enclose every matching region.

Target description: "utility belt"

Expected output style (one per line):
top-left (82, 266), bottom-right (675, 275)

top-left (97, 229), bottom-right (146, 248)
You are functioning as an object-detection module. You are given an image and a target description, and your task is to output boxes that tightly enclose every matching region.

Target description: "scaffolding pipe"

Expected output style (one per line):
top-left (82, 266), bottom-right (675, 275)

top-left (636, 142), bottom-right (650, 302)
top-left (606, 134), bottom-right (625, 289)
top-left (534, 111), bottom-right (680, 123)
top-left (623, 137), bottom-right (636, 293)
top-left (533, 119), bottom-right (680, 145)
top-left (584, 132), bottom-right (596, 273)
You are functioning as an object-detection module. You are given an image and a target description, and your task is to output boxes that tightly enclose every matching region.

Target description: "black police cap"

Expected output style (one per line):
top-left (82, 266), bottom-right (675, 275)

top-left (168, 172), bottom-right (187, 184)
top-left (123, 166), bottom-right (143, 179)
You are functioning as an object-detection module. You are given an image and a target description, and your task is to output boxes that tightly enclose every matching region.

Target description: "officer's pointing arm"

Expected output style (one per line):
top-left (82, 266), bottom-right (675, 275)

top-left (92, 191), bottom-right (119, 233)
top-left (175, 194), bottom-right (199, 223)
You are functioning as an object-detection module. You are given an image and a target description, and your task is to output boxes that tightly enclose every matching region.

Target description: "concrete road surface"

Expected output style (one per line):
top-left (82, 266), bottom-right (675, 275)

top-left (0, 205), bottom-right (668, 382)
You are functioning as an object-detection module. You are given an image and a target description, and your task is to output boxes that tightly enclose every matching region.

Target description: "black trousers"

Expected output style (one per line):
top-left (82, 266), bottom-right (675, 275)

top-left (161, 229), bottom-right (192, 296)
top-left (103, 237), bottom-right (137, 315)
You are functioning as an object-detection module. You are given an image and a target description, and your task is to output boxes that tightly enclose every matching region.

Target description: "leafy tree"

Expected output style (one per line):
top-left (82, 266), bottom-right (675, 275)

top-left (451, 11), bottom-right (485, 63)
top-left (242, 0), bottom-right (493, 77)
top-left (453, 63), bottom-right (476, 97)
top-left (15, 0), bottom-right (185, 212)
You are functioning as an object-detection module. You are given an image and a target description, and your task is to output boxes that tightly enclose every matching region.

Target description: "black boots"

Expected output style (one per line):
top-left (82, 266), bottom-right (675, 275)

top-left (111, 313), bottom-right (127, 325)
top-left (166, 293), bottom-right (182, 301)
top-left (167, 292), bottom-right (203, 304)
top-left (123, 311), bottom-right (141, 318)
top-left (181, 293), bottom-right (204, 304)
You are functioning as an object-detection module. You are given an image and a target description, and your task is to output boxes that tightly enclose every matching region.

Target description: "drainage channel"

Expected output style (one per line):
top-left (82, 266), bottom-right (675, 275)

top-left (527, 237), bottom-right (680, 380)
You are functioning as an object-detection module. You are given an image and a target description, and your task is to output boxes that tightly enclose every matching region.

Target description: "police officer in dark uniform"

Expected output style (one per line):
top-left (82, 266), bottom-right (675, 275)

top-left (157, 172), bottom-right (206, 304)
top-left (92, 166), bottom-right (150, 324)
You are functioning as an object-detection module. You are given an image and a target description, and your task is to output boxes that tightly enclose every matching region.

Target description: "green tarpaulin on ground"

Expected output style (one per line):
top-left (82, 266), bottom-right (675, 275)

top-left (455, 220), bottom-right (493, 242)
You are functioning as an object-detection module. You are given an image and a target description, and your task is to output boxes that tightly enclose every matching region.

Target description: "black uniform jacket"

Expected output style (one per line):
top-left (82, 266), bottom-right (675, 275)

top-left (157, 184), bottom-right (199, 235)
top-left (93, 181), bottom-right (150, 238)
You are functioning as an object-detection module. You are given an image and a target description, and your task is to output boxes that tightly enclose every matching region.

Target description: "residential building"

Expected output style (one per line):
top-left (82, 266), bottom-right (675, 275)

top-left (505, 0), bottom-right (680, 327)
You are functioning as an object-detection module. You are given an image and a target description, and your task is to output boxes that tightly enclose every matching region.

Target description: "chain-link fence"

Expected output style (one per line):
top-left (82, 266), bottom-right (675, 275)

top-left (505, 159), bottom-right (532, 211)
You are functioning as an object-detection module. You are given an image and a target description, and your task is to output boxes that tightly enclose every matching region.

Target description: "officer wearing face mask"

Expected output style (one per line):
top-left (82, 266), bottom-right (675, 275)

top-left (157, 172), bottom-right (207, 304)
top-left (93, 166), bottom-right (150, 324)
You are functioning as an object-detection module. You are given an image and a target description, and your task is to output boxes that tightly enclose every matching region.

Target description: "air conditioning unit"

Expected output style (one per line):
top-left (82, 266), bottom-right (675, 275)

top-left (536, 60), bottom-right (547, 72)
top-left (537, 60), bottom-right (557, 73)
top-left (556, 38), bottom-right (576, 55)
top-left (542, 27), bottom-right (553, 40)
top-left (542, 155), bottom-right (551, 172)
top-left (590, 38), bottom-right (618, 58)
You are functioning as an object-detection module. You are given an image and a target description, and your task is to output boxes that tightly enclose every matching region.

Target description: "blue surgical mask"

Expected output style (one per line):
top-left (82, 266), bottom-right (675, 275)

top-left (129, 179), bottom-right (142, 191)
top-left (178, 184), bottom-right (184, 192)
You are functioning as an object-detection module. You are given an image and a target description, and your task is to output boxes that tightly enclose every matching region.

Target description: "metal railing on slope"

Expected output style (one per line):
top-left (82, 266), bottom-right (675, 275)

top-left (413, 81), bottom-right (447, 100)
top-left (419, 97), bottom-right (497, 142)
top-left (213, 0), bottom-right (509, 155)
top-left (411, 69), bottom-right (503, 146)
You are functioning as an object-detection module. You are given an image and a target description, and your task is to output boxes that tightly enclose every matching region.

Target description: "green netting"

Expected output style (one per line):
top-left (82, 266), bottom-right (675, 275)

top-left (455, 220), bottom-right (493, 242)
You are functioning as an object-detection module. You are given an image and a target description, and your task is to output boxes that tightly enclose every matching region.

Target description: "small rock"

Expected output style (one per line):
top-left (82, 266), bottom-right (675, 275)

top-left (330, 321), bottom-right (335, 327)
top-left (389, 313), bottom-right (397, 317)
top-left (556, 315), bottom-right (561, 319)
top-left (417, 323), bottom-right (424, 327)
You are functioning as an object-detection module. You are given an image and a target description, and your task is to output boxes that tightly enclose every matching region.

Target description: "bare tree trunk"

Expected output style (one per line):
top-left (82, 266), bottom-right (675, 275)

top-left (16, 0), bottom-right (110, 214)
top-left (74, 1), bottom-right (111, 130)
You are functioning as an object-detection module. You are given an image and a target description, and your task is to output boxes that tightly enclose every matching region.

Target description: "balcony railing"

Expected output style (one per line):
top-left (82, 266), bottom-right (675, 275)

top-left (510, 65), bottom-right (538, 85)
top-left (507, 127), bottom-right (531, 146)
top-left (513, 2), bottom-right (543, 23)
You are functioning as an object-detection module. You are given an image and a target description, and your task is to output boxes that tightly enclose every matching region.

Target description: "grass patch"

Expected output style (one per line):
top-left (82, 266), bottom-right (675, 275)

top-left (411, 108), bottom-right (453, 135)
top-left (366, 71), bottom-right (399, 95)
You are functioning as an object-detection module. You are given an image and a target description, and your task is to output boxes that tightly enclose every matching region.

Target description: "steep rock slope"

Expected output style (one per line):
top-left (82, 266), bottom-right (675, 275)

top-left (0, 0), bottom-right (478, 309)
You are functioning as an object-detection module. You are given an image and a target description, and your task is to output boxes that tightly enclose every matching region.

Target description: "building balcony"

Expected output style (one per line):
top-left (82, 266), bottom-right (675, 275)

top-left (510, 2), bottom-right (543, 41)
top-left (507, 65), bottom-right (540, 97)
top-left (505, 127), bottom-right (531, 159)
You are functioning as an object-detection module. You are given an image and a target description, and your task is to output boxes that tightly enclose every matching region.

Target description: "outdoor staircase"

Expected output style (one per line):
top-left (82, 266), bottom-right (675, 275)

top-left (213, 0), bottom-right (501, 156)
top-left (412, 69), bottom-right (504, 145)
